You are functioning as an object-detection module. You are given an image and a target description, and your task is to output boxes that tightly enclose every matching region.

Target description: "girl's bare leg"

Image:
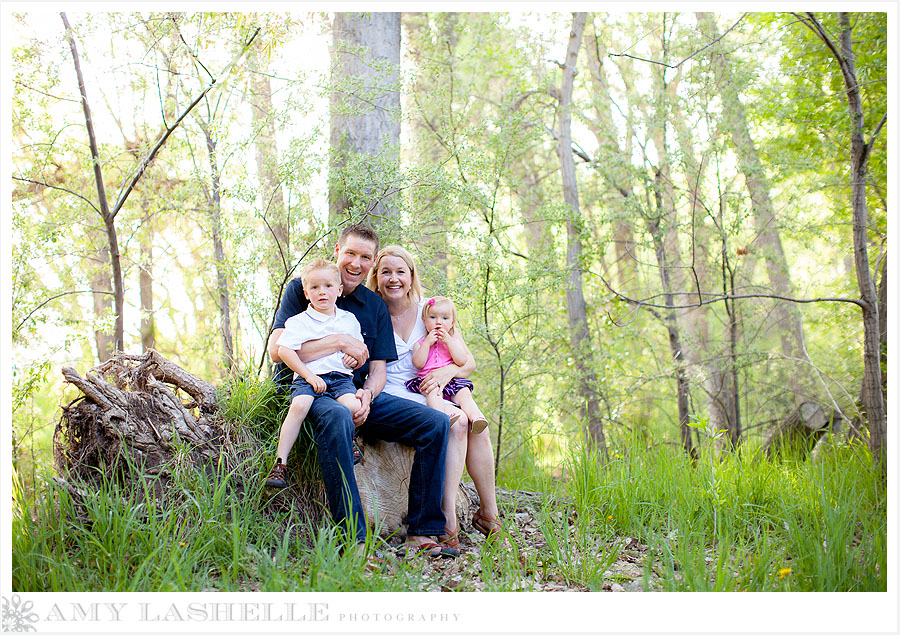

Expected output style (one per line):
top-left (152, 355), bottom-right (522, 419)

top-left (452, 388), bottom-right (487, 433)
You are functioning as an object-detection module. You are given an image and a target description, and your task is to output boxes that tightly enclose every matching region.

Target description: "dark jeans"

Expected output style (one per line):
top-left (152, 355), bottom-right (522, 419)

top-left (306, 391), bottom-right (449, 542)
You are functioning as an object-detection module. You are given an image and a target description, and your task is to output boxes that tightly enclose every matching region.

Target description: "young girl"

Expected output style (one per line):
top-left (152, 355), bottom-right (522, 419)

top-left (407, 296), bottom-right (488, 434)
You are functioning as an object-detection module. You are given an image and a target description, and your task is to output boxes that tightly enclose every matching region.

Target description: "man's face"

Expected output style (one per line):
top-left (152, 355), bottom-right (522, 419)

top-left (333, 234), bottom-right (377, 293)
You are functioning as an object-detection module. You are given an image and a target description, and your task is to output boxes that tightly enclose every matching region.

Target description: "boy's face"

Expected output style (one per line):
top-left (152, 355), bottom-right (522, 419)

top-left (303, 269), bottom-right (343, 314)
top-left (333, 234), bottom-right (377, 293)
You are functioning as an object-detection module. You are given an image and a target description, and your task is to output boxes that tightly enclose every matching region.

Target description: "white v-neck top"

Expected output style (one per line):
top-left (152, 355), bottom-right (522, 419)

top-left (383, 299), bottom-right (428, 404)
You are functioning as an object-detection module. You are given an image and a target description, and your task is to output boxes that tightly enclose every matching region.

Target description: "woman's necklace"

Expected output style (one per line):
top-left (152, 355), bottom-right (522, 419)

top-left (391, 300), bottom-right (414, 322)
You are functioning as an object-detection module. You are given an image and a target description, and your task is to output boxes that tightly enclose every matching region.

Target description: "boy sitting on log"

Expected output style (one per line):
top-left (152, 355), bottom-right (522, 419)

top-left (266, 258), bottom-right (364, 488)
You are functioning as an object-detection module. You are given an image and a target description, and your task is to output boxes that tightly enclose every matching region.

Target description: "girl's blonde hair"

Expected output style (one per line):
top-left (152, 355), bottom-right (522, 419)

top-left (422, 295), bottom-right (457, 335)
top-left (366, 244), bottom-right (424, 301)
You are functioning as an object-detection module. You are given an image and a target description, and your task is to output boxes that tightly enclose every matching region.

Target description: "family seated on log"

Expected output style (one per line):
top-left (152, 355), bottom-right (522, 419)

top-left (265, 223), bottom-right (502, 559)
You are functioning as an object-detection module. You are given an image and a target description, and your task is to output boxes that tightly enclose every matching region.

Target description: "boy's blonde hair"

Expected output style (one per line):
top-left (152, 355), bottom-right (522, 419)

top-left (422, 296), bottom-right (457, 335)
top-left (300, 258), bottom-right (341, 288)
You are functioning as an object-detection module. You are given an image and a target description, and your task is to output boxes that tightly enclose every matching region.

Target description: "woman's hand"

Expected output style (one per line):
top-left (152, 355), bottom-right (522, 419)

top-left (420, 364), bottom-right (457, 395)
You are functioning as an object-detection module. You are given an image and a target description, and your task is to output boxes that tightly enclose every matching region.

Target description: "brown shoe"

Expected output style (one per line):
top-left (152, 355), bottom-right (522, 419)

top-left (439, 527), bottom-right (460, 550)
top-left (265, 458), bottom-right (288, 488)
top-left (472, 509), bottom-right (501, 537)
top-left (469, 417), bottom-right (488, 434)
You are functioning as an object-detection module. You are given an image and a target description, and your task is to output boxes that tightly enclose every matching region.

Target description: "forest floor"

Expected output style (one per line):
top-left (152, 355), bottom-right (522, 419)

top-left (395, 511), bottom-right (657, 592)
top-left (353, 484), bottom-right (661, 592)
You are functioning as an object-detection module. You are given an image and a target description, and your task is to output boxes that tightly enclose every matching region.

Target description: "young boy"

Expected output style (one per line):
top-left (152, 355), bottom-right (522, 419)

top-left (266, 258), bottom-right (364, 488)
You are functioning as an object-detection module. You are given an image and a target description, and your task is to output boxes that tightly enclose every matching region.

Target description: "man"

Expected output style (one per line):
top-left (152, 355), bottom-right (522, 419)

top-left (268, 223), bottom-right (455, 557)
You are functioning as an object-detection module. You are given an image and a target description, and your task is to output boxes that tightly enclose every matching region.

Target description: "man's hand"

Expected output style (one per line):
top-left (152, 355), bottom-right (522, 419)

top-left (340, 336), bottom-right (369, 369)
top-left (353, 388), bottom-right (372, 426)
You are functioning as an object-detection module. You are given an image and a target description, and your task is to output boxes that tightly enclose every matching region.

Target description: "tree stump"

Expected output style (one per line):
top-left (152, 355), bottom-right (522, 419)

top-left (354, 439), bottom-right (474, 539)
top-left (761, 401), bottom-right (841, 460)
top-left (56, 350), bottom-right (221, 480)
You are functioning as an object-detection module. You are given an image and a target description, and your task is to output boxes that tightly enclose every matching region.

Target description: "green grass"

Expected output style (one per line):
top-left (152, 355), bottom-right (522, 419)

top-left (11, 378), bottom-right (887, 592)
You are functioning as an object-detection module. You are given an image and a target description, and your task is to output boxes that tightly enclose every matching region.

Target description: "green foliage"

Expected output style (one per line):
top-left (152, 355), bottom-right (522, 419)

top-left (9, 10), bottom-right (888, 600)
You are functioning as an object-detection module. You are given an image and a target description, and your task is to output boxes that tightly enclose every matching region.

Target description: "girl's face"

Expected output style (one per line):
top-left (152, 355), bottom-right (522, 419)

top-left (375, 255), bottom-right (413, 302)
top-left (424, 303), bottom-right (455, 334)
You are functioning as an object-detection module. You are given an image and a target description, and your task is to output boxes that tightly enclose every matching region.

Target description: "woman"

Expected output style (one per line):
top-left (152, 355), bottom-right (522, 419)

top-left (367, 245), bottom-right (502, 547)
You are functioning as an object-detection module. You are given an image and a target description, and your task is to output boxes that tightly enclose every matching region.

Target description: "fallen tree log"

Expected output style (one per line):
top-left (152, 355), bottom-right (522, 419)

top-left (761, 401), bottom-right (842, 460)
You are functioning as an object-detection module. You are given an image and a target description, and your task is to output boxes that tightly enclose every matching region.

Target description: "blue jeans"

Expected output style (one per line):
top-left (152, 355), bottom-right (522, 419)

top-left (306, 391), bottom-right (449, 542)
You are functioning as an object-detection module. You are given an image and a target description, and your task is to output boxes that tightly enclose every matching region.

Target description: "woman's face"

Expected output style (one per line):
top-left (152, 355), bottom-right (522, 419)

top-left (375, 255), bottom-right (413, 302)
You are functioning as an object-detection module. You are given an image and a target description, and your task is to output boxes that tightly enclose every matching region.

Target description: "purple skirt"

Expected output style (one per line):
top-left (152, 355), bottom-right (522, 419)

top-left (405, 376), bottom-right (474, 400)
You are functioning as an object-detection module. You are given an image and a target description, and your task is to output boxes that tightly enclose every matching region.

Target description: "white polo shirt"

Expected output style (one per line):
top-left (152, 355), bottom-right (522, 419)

top-left (278, 306), bottom-right (364, 377)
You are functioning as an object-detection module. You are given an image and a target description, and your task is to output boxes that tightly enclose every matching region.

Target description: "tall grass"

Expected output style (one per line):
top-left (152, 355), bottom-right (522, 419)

top-left (11, 376), bottom-right (887, 592)
top-left (563, 434), bottom-right (886, 591)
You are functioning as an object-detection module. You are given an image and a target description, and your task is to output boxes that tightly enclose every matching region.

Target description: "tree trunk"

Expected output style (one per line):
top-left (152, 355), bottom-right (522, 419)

top-left (584, 16), bottom-right (637, 291)
top-left (247, 46), bottom-right (290, 296)
top-left (329, 12), bottom-right (401, 225)
top-left (139, 200), bottom-right (156, 353)
top-left (835, 13), bottom-right (886, 472)
top-left (557, 12), bottom-right (607, 457)
top-left (877, 253), bottom-right (886, 401)
top-left (642, 29), bottom-right (699, 457)
top-left (203, 127), bottom-right (235, 372)
top-left (62, 12), bottom-right (125, 353)
top-left (670, 111), bottom-right (736, 442)
top-left (697, 12), bottom-right (815, 405)
top-left (89, 239), bottom-right (116, 363)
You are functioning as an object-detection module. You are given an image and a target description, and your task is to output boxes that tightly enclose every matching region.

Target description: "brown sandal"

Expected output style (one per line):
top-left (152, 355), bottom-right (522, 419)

top-left (439, 527), bottom-right (460, 550)
top-left (472, 510), bottom-right (502, 537)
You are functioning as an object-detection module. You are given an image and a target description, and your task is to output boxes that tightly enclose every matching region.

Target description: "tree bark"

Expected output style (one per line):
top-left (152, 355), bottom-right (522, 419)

top-left (202, 127), bottom-right (235, 371)
top-left (834, 13), bottom-right (886, 472)
top-left (354, 440), bottom-right (473, 538)
top-left (557, 12), bottom-right (607, 457)
top-left (139, 200), bottom-right (156, 353)
top-left (247, 46), bottom-right (290, 296)
top-left (89, 239), bottom-right (116, 363)
top-left (61, 12), bottom-right (125, 353)
top-left (329, 12), bottom-right (401, 225)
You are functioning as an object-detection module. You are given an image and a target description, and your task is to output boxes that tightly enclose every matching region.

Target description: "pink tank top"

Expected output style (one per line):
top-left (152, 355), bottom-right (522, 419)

top-left (417, 339), bottom-right (454, 377)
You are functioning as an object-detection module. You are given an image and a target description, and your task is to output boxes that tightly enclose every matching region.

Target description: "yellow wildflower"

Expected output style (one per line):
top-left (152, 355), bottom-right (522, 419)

top-left (777, 567), bottom-right (792, 579)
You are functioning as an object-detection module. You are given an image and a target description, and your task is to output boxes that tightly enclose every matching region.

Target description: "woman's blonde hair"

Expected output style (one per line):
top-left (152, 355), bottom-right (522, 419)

top-left (422, 295), bottom-right (457, 335)
top-left (366, 244), bottom-right (424, 301)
